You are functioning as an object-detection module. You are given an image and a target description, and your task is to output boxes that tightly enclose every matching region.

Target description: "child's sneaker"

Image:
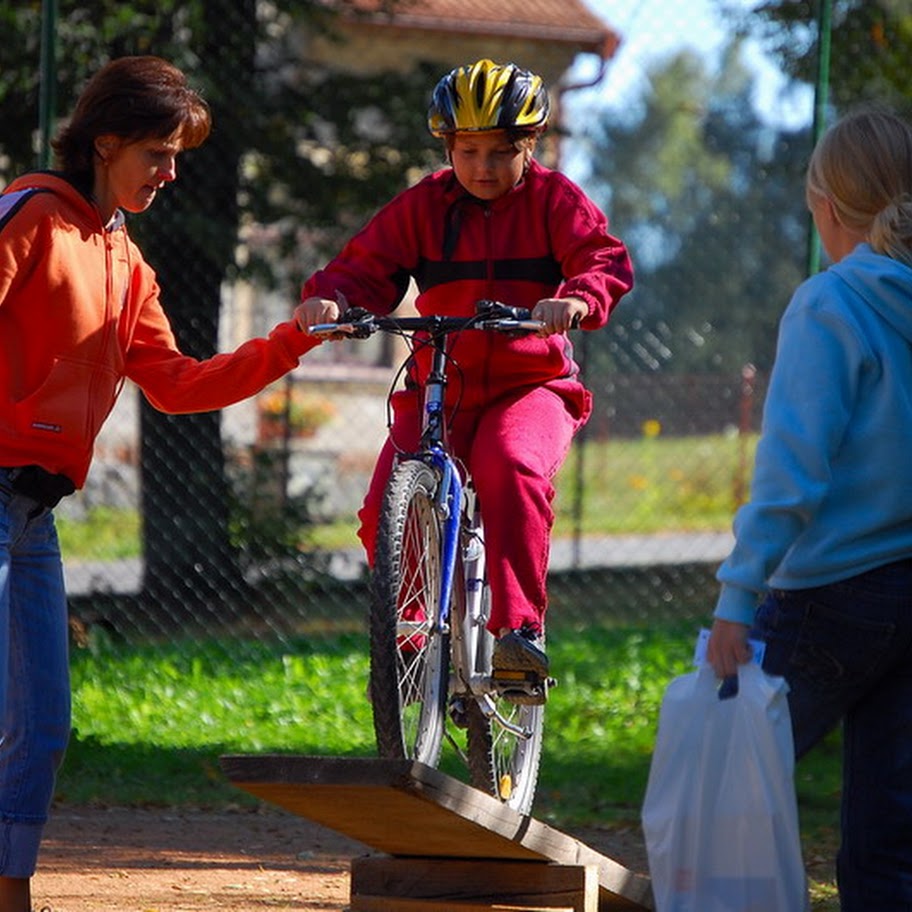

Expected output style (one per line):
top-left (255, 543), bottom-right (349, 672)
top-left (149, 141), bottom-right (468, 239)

top-left (492, 626), bottom-right (550, 705)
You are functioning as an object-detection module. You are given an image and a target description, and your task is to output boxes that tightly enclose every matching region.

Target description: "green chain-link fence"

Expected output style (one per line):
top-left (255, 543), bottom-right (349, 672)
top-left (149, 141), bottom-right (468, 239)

top-left (4, 2), bottom-right (906, 687)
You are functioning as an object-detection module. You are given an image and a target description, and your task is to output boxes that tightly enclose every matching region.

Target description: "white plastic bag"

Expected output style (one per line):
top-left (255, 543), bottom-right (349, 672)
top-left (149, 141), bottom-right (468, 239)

top-left (642, 662), bottom-right (809, 912)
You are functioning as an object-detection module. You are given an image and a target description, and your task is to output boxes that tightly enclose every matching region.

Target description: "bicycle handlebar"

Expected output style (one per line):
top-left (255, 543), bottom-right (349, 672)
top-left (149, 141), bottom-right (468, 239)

top-left (306, 300), bottom-right (546, 339)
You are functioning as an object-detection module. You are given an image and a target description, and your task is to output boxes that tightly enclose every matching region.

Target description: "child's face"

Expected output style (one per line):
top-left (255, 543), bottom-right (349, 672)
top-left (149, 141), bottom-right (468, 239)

top-left (450, 131), bottom-right (529, 200)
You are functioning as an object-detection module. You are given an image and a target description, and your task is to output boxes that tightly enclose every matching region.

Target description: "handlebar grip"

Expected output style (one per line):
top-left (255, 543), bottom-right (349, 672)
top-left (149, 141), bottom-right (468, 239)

top-left (307, 307), bottom-right (377, 338)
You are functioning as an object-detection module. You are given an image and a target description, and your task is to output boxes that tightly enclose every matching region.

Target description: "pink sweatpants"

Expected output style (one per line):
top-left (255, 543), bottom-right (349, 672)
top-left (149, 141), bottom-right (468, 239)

top-left (357, 384), bottom-right (585, 634)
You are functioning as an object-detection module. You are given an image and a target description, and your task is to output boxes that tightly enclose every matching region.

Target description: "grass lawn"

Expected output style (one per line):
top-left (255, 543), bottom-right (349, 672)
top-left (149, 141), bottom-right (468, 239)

top-left (60, 589), bottom-right (840, 909)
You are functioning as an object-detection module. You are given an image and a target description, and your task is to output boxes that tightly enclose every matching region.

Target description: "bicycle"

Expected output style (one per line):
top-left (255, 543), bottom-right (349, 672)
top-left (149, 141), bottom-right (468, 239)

top-left (310, 300), bottom-right (552, 814)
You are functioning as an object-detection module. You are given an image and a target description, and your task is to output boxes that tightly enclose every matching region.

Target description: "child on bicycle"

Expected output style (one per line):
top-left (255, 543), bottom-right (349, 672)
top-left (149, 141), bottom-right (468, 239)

top-left (298, 58), bottom-right (633, 701)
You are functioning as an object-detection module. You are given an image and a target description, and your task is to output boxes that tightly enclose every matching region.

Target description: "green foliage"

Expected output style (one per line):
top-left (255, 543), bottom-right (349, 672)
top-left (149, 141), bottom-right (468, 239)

top-left (749, 0), bottom-right (912, 116)
top-left (227, 447), bottom-right (325, 561)
top-left (2, 1), bottom-right (441, 610)
top-left (580, 43), bottom-right (809, 375)
top-left (242, 61), bottom-right (441, 281)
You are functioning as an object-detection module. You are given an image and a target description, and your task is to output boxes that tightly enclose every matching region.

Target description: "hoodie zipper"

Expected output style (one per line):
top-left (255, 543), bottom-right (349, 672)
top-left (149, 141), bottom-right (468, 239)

top-left (482, 206), bottom-right (495, 404)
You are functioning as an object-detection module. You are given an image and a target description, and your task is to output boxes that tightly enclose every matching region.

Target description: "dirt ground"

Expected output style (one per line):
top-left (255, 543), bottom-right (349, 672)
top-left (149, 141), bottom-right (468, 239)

top-left (32, 805), bottom-right (651, 911)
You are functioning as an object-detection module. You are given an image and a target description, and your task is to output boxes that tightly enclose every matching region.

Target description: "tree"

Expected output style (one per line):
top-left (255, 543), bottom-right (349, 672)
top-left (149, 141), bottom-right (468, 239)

top-left (132, 0), bottom-right (259, 618)
top-left (1, 0), bottom-right (437, 625)
top-left (577, 44), bottom-right (808, 377)
top-left (746, 0), bottom-right (912, 115)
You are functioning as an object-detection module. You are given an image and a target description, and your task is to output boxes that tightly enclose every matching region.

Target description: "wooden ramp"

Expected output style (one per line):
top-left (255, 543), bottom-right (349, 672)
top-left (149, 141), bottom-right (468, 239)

top-left (219, 754), bottom-right (653, 911)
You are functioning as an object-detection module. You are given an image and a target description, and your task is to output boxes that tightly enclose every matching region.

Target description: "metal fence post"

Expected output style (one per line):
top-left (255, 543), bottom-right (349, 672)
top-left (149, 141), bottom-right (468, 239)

top-left (38, 0), bottom-right (58, 169)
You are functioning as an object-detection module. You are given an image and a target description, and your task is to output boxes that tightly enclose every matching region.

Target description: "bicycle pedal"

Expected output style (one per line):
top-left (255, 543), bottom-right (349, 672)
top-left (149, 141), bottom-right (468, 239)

top-left (492, 668), bottom-right (550, 687)
top-left (492, 670), bottom-right (555, 706)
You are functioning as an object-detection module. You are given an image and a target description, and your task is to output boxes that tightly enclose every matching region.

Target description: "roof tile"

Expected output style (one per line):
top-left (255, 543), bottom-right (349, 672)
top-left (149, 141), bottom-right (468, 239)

top-left (339, 0), bottom-right (616, 53)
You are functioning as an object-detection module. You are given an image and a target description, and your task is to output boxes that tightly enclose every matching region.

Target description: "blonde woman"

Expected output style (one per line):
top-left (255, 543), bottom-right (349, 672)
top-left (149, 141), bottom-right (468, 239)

top-left (708, 108), bottom-right (912, 910)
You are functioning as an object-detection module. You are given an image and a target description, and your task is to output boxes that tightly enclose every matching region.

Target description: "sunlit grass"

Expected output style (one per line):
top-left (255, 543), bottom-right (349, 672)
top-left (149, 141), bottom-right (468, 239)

top-left (57, 506), bottom-right (141, 561)
top-left (57, 424), bottom-right (838, 907)
top-left (553, 430), bottom-right (758, 536)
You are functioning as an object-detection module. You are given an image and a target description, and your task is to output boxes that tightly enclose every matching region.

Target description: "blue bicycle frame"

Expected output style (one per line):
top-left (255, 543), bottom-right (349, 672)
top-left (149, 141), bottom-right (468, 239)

top-left (402, 328), bottom-right (463, 630)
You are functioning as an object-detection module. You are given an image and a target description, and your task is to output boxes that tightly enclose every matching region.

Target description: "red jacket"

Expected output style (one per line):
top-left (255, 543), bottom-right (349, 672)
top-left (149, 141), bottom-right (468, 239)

top-left (302, 159), bottom-right (633, 414)
top-left (0, 173), bottom-right (319, 487)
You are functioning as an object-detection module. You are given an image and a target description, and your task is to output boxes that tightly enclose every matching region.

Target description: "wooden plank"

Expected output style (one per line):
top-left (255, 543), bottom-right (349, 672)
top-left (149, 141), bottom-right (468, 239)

top-left (351, 856), bottom-right (598, 912)
top-left (219, 754), bottom-right (653, 910)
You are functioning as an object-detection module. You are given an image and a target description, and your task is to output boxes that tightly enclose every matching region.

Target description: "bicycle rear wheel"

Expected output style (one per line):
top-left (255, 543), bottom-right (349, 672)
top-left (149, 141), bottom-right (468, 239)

top-left (465, 631), bottom-right (545, 816)
top-left (453, 501), bottom-right (544, 816)
top-left (370, 460), bottom-right (449, 765)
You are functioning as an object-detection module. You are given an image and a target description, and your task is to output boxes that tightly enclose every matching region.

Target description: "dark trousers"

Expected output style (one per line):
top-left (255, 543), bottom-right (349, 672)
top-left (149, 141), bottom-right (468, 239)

top-left (754, 559), bottom-right (912, 912)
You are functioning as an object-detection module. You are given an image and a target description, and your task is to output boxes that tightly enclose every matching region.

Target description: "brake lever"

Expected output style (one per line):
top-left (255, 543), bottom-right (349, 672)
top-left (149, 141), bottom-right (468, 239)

top-left (477, 318), bottom-right (545, 334)
top-left (475, 299), bottom-right (532, 321)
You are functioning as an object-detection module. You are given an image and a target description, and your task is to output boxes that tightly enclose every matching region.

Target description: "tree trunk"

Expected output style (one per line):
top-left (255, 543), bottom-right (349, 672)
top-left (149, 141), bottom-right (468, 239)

top-left (138, 0), bottom-right (256, 625)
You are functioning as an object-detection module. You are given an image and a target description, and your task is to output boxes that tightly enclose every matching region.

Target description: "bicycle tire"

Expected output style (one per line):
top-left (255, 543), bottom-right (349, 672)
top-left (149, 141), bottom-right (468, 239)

top-left (452, 504), bottom-right (544, 816)
top-left (370, 460), bottom-right (449, 765)
top-left (465, 633), bottom-right (545, 816)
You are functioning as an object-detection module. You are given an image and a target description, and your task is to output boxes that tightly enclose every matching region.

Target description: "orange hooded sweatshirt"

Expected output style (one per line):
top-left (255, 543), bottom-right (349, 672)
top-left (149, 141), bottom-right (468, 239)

top-left (0, 173), bottom-right (319, 488)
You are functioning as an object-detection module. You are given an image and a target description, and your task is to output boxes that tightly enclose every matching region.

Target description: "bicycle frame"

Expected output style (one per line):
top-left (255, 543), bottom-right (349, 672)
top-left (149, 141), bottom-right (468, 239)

top-left (311, 307), bottom-right (544, 700)
top-left (403, 322), bottom-right (463, 637)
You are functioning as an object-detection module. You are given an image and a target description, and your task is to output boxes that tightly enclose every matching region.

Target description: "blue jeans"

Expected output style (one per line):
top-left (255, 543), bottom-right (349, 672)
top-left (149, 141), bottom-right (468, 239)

top-left (753, 559), bottom-right (912, 912)
top-left (0, 469), bottom-right (71, 877)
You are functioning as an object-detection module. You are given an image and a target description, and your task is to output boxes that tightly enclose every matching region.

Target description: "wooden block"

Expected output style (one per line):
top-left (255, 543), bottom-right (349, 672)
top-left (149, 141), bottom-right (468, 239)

top-left (352, 898), bottom-right (575, 912)
top-left (219, 754), bottom-right (653, 910)
top-left (352, 897), bottom-right (575, 912)
top-left (351, 856), bottom-right (598, 912)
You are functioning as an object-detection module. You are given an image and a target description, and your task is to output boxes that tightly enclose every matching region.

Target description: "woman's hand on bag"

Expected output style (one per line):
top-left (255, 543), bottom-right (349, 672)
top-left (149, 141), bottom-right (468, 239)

top-left (706, 619), bottom-right (753, 678)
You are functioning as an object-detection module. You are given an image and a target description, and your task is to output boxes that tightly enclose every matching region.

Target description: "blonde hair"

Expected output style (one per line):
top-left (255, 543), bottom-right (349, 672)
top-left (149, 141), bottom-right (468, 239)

top-left (806, 108), bottom-right (912, 266)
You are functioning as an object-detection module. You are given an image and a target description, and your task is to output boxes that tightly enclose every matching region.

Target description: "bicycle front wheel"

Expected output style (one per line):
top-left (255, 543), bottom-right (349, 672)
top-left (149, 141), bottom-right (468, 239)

top-left (370, 460), bottom-right (449, 765)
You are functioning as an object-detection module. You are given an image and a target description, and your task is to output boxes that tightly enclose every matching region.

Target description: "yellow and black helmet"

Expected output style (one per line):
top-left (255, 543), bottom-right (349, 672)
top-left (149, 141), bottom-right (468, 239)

top-left (427, 59), bottom-right (550, 137)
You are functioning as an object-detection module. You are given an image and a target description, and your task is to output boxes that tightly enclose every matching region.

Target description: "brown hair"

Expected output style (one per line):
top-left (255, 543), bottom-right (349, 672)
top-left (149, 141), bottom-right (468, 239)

top-left (52, 56), bottom-right (211, 181)
top-left (807, 108), bottom-right (912, 266)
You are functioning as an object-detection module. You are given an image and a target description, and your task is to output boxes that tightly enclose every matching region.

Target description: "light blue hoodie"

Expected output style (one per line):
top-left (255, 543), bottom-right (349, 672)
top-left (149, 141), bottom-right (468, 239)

top-left (715, 243), bottom-right (912, 625)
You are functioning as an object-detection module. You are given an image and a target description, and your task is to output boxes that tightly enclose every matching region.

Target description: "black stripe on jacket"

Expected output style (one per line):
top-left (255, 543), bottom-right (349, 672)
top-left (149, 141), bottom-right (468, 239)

top-left (414, 255), bottom-right (564, 292)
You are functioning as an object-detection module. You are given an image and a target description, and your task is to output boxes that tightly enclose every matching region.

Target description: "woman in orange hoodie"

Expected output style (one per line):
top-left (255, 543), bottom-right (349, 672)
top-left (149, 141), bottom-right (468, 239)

top-left (0, 56), bottom-right (317, 911)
